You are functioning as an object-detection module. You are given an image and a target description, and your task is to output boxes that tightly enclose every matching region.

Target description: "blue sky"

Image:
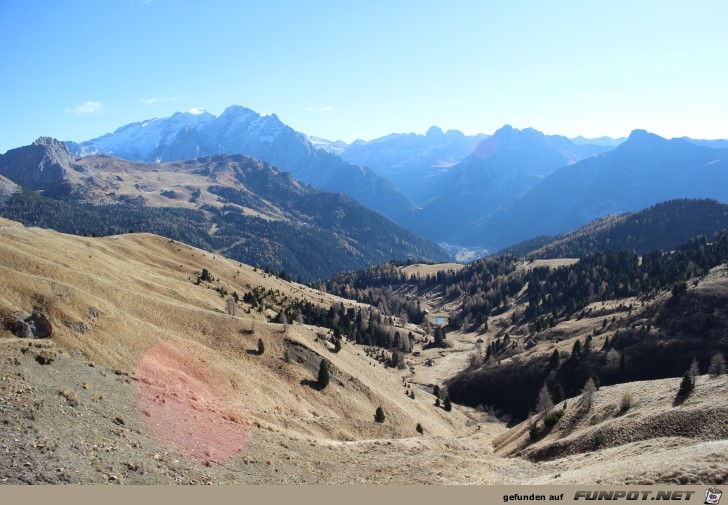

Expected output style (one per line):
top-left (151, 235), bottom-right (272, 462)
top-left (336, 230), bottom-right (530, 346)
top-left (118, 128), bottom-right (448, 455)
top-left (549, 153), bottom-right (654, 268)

top-left (1, 0), bottom-right (727, 153)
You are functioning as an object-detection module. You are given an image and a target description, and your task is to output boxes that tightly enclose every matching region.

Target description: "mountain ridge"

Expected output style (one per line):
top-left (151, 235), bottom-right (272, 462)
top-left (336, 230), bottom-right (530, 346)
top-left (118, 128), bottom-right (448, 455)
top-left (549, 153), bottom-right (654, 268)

top-left (67, 105), bottom-right (416, 222)
top-left (463, 129), bottom-right (728, 249)
top-left (0, 138), bottom-right (449, 281)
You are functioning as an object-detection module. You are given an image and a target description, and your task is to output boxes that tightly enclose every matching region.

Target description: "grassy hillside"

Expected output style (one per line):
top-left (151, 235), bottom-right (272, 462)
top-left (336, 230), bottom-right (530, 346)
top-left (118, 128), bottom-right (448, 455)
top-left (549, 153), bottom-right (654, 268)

top-left (1, 223), bottom-right (726, 484)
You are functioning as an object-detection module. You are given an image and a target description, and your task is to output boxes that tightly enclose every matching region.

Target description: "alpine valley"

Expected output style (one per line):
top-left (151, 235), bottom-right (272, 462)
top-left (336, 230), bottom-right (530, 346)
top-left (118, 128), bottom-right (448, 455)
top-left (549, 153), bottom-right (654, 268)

top-left (1, 104), bottom-right (727, 486)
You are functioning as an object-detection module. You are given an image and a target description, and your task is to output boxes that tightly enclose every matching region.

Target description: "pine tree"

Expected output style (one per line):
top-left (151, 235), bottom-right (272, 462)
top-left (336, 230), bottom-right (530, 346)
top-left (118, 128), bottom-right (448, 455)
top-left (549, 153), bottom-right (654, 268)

top-left (678, 371), bottom-right (694, 396)
top-left (318, 359), bottom-right (330, 389)
top-left (416, 423), bottom-right (424, 434)
top-left (374, 406), bottom-right (385, 423)
top-left (709, 352), bottom-right (726, 377)
top-left (688, 358), bottom-right (700, 381)
top-left (582, 378), bottom-right (597, 409)
top-left (602, 335), bottom-right (610, 350)
top-left (571, 339), bottom-right (582, 359)
top-left (433, 385), bottom-right (442, 400)
top-left (443, 395), bottom-right (452, 411)
top-left (257, 338), bottom-right (265, 355)
top-left (333, 338), bottom-right (341, 353)
top-left (535, 384), bottom-right (553, 413)
top-left (549, 349), bottom-right (560, 368)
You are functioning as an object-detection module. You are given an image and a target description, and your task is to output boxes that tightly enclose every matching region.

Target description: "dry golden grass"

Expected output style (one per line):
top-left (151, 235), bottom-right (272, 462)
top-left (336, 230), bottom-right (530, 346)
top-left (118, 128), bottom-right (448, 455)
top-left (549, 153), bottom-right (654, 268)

top-left (1, 225), bottom-right (725, 484)
top-left (0, 216), bottom-right (22, 227)
top-left (400, 263), bottom-right (464, 277)
top-left (0, 226), bottom-right (466, 443)
top-left (515, 258), bottom-right (579, 272)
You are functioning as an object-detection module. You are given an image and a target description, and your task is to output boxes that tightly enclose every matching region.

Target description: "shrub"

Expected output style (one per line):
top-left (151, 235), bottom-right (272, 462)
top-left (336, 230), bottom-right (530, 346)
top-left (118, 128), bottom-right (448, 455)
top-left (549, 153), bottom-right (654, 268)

top-left (529, 422), bottom-right (541, 440)
top-left (374, 406), bottom-right (385, 423)
top-left (620, 392), bottom-right (633, 412)
top-left (544, 409), bottom-right (564, 428)
top-left (416, 423), bottom-right (424, 434)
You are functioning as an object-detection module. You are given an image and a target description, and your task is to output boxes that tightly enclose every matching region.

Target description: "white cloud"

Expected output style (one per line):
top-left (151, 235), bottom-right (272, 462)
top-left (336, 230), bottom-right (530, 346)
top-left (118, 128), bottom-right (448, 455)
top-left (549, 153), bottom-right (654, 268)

top-left (140, 96), bottom-right (179, 104)
top-left (64, 100), bottom-right (103, 115)
top-left (187, 107), bottom-right (207, 115)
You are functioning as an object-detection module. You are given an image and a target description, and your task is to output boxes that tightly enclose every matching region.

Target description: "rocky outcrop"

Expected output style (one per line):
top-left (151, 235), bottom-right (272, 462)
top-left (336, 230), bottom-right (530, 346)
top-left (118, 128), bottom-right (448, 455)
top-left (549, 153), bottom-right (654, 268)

top-left (10, 310), bottom-right (54, 339)
top-left (0, 137), bottom-right (86, 197)
top-left (0, 174), bottom-right (19, 202)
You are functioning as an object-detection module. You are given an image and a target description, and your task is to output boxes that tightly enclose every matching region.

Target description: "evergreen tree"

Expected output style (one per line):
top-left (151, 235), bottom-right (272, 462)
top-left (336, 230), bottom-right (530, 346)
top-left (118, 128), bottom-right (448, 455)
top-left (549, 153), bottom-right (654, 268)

top-left (257, 338), bottom-right (265, 355)
top-left (551, 383), bottom-right (565, 404)
top-left (602, 335), bottom-right (610, 350)
top-left (333, 337), bottom-right (342, 353)
top-left (433, 385), bottom-right (442, 399)
top-left (443, 395), bottom-right (452, 411)
top-left (318, 359), bottom-right (330, 389)
top-left (416, 423), bottom-right (424, 434)
top-left (678, 371), bottom-right (694, 396)
top-left (549, 349), bottom-right (560, 368)
top-left (374, 406), bottom-right (385, 423)
top-left (433, 327), bottom-right (446, 347)
top-left (571, 339), bottom-right (582, 359)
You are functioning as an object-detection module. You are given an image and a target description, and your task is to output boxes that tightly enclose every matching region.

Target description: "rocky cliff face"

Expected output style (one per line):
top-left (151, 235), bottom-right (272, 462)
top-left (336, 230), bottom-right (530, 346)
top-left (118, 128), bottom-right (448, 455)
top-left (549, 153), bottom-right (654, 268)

top-left (0, 174), bottom-right (19, 202)
top-left (0, 137), bottom-right (91, 197)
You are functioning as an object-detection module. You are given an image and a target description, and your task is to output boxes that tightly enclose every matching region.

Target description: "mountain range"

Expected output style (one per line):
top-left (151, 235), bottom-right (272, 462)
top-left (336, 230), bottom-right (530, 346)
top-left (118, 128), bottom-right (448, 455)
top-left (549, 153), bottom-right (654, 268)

top-left (0, 138), bottom-right (447, 281)
top-left (66, 106), bottom-right (416, 222)
top-left (333, 126), bottom-right (487, 202)
top-left (400, 125), bottom-right (614, 242)
top-left (5, 104), bottom-right (727, 257)
top-left (464, 130), bottom-right (728, 249)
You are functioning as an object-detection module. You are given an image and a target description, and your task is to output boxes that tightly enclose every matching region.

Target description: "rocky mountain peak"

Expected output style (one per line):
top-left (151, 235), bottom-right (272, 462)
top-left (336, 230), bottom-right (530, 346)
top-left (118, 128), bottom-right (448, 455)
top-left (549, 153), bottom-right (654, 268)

top-left (0, 137), bottom-right (82, 196)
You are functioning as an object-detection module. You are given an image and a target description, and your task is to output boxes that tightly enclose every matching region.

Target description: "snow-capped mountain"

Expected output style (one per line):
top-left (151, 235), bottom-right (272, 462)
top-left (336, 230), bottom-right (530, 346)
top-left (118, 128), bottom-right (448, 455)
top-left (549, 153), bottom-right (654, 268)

top-left (68, 106), bottom-right (415, 222)
top-left (306, 136), bottom-right (348, 155)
